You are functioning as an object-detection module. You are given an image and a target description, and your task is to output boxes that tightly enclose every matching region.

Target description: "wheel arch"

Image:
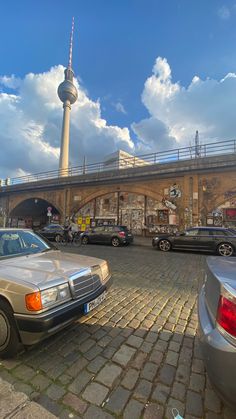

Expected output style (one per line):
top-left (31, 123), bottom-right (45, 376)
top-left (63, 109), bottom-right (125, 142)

top-left (0, 294), bottom-right (14, 312)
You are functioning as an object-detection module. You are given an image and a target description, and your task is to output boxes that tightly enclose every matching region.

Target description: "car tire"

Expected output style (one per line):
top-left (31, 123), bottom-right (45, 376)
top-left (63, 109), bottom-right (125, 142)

top-left (82, 236), bottom-right (89, 245)
top-left (111, 237), bottom-right (120, 247)
top-left (158, 239), bottom-right (171, 252)
top-left (0, 299), bottom-right (20, 358)
top-left (217, 242), bottom-right (234, 257)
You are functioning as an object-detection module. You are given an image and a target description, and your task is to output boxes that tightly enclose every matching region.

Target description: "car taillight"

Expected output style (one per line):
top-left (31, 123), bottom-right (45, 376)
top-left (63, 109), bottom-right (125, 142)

top-left (217, 294), bottom-right (236, 338)
top-left (118, 231), bottom-right (126, 238)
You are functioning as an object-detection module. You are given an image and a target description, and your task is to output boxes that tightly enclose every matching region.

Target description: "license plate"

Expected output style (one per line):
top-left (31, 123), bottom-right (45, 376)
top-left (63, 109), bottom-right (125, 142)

top-left (84, 291), bottom-right (106, 314)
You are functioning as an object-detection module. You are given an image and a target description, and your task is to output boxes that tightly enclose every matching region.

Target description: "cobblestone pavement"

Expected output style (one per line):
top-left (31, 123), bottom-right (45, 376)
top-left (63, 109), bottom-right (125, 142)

top-left (0, 243), bottom-right (235, 418)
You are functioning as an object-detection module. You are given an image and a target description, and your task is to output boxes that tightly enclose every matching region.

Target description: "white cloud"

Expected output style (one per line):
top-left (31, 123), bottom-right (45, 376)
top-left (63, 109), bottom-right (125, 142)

top-left (135, 56), bottom-right (236, 149)
top-left (0, 66), bottom-right (134, 178)
top-left (217, 5), bottom-right (231, 20)
top-left (1, 58), bottom-right (236, 178)
top-left (114, 101), bottom-right (127, 114)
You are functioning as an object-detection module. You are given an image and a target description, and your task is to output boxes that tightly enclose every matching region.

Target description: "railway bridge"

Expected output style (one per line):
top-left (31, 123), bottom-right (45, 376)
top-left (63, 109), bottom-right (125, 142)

top-left (0, 140), bottom-right (236, 234)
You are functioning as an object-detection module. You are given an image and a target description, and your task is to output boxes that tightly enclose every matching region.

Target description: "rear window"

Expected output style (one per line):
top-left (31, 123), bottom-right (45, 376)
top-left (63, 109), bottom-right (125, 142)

top-left (113, 226), bottom-right (130, 232)
top-left (119, 226), bottom-right (129, 231)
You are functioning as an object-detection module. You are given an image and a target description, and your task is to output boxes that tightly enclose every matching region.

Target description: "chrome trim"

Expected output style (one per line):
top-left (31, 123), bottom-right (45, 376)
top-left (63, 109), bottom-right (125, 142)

top-left (221, 282), bottom-right (236, 299)
top-left (216, 323), bottom-right (236, 347)
top-left (69, 268), bottom-right (92, 281)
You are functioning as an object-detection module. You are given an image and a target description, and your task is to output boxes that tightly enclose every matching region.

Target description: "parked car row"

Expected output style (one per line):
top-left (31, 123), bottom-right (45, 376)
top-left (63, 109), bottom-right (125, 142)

top-left (37, 224), bottom-right (134, 247)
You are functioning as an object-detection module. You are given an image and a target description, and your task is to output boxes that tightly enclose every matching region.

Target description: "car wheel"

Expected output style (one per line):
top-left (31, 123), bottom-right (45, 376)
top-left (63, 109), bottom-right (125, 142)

top-left (158, 239), bottom-right (171, 252)
top-left (111, 237), bottom-right (120, 247)
top-left (0, 300), bottom-right (20, 358)
top-left (217, 242), bottom-right (234, 257)
top-left (55, 234), bottom-right (62, 243)
top-left (82, 236), bottom-right (89, 245)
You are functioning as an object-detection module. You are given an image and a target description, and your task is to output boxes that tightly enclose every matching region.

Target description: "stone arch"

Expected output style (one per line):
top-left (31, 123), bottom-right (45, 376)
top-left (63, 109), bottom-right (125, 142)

top-left (208, 190), bottom-right (236, 213)
top-left (72, 187), bottom-right (163, 214)
top-left (9, 197), bottom-right (62, 228)
top-left (9, 194), bottom-right (63, 216)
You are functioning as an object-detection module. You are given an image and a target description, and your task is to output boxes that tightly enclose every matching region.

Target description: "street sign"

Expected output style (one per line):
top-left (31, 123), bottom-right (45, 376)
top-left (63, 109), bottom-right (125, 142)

top-left (47, 206), bottom-right (52, 212)
top-left (47, 212), bottom-right (52, 217)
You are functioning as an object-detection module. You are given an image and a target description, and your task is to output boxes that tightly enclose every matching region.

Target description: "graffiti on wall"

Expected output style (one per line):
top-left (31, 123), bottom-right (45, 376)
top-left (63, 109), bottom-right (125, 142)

top-left (169, 183), bottom-right (181, 198)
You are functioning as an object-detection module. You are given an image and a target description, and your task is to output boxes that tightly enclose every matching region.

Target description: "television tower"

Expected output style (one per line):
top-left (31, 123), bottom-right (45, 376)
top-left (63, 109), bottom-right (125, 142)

top-left (58, 17), bottom-right (78, 176)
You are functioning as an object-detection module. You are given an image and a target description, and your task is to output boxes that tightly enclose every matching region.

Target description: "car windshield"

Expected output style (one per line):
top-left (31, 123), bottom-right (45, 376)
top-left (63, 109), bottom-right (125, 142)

top-left (0, 230), bottom-right (55, 259)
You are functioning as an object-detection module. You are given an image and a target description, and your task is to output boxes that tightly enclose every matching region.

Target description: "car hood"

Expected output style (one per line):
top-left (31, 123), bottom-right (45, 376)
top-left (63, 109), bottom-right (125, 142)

top-left (0, 250), bottom-right (105, 289)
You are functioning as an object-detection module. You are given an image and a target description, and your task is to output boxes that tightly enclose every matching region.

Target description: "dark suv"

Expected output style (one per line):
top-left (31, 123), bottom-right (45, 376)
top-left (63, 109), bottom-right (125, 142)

top-left (152, 227), bottom-right (236, 256)
top-left (81, 225), bottom-right (133, 247)
top-left (37, 224), bottom-right (64, 242)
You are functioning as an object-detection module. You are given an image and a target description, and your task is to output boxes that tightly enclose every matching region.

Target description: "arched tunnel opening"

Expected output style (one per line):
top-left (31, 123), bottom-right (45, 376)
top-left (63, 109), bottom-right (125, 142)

top-left (9, 198), bottom-right (61, 229)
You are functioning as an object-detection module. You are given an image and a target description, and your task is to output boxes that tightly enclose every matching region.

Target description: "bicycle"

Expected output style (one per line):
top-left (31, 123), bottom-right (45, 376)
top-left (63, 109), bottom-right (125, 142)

top-left (57, 231), bottom-right (82, 247)
top-left (72, 231), bottom-right (82, 246)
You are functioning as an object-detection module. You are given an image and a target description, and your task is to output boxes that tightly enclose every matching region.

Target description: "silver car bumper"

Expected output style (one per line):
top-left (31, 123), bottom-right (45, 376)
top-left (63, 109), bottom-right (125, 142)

top-left (198, 286), bottom-right (236, 409)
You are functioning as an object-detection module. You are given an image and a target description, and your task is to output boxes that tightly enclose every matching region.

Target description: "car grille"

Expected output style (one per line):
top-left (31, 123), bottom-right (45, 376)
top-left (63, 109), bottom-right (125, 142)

top-left (69, 269), bottom-right (101, 299)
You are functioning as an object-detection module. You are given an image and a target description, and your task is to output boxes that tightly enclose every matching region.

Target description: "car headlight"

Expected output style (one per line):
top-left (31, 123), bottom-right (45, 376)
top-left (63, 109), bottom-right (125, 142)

top-left (100, 262), bottom-right (110, 283)
top-left (25, 284), bottom-right (71, 311)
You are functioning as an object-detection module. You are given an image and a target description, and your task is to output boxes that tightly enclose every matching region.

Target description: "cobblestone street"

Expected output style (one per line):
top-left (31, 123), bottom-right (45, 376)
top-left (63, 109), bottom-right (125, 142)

top-left (0, 242), bottom-right (235, 418)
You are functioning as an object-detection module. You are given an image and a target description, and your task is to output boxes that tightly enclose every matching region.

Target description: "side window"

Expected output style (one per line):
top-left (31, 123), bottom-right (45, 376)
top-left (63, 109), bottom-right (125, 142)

top-left (198, 229), bottom-right (210, 236)
top-left (107, 226), bottom-right (114, 232)
top-left (94, 227), bottom-right (104, 233)
top-left (185, 229), bottom-right (199, 236)
top-left (211, 229), bottom-right (227, 236)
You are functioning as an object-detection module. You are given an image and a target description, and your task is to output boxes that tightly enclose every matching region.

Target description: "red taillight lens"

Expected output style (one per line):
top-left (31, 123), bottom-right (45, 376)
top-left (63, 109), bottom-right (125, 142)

top-left (118, 231), bottom-right (126, 238)
top-left (217, 295), bottom-right (236, 337)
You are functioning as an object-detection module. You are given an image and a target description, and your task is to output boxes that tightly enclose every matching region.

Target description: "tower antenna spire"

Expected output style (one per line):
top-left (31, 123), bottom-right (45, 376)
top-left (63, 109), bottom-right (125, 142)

top-left (68, 17), bottom-right (74, 69)
top-left (195, 130), bottom-right (200, 158)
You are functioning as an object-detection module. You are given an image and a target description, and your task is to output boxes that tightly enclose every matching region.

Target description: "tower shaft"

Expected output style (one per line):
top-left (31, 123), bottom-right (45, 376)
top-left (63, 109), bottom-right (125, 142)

top-left (59, 101), bottom-right (71, 175)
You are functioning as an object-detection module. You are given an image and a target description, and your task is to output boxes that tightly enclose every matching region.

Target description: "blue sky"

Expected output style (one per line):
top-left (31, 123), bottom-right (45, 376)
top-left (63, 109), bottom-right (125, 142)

top-left (1, 0), bottom-right (236, 177)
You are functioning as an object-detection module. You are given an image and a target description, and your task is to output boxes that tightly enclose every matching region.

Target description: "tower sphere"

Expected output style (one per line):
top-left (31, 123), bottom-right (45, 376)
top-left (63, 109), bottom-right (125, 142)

top-left (58, 79), bottom-right (78, 104)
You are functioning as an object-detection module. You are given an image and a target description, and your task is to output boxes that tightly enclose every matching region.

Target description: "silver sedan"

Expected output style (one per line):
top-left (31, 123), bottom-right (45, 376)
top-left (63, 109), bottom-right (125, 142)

top-left (198, 256), bottom-right (236, 409)
top-left (0, 229), bottom-right (112, 358)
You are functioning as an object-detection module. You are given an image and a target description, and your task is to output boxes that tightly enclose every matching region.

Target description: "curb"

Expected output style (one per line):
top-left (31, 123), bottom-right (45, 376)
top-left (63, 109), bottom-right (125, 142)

top-left (0, 378), bottom-right (56, 419)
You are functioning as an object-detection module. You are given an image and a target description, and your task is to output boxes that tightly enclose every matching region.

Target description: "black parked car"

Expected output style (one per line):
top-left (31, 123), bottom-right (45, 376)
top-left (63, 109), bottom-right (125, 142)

top-left (37, 224), bottom-right (64, 242)
top-left (81, 225), bottom-right (133, 247)
top-left (152, 227), bottom-right (236, 256)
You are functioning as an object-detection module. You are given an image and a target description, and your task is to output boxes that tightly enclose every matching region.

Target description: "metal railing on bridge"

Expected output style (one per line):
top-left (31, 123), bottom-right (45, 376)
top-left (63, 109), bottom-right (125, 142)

top-left (1, 139), bottom-right (236, 187)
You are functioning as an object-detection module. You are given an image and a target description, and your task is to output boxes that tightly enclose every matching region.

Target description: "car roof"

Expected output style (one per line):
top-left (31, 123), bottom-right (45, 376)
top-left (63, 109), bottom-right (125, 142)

top-left (0, 228), bottom-right (33, 232)
top-left (188, 227), bottom-right (227, 230)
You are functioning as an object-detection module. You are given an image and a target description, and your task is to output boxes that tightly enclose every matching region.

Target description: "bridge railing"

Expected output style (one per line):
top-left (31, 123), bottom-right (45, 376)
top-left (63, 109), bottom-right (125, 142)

top-left (1, 139), bottom-right (236, 187)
